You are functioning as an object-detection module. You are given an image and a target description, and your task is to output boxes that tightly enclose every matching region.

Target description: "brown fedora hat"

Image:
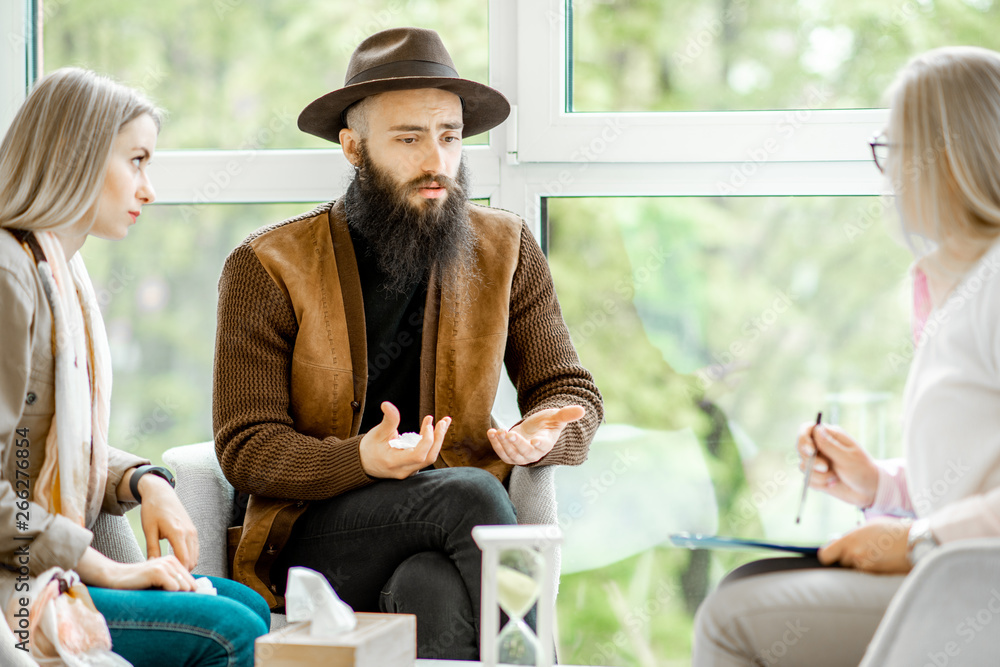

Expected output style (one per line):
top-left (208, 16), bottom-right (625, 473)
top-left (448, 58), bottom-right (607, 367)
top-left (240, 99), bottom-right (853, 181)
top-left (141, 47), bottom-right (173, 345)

top-left (298, 27), bottom-right (510, 144)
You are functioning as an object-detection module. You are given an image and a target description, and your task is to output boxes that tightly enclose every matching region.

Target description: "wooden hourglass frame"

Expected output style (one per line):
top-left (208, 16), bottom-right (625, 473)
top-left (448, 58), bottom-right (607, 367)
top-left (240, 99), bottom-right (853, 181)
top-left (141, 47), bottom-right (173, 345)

top-left (472, 525), bottom-right (563, 667)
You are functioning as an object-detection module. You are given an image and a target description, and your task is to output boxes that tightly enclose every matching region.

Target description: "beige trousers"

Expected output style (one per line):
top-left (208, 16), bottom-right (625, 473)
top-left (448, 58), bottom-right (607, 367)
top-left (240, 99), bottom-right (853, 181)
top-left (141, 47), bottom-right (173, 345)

top-left (693, 559), bottom-right (906, 666)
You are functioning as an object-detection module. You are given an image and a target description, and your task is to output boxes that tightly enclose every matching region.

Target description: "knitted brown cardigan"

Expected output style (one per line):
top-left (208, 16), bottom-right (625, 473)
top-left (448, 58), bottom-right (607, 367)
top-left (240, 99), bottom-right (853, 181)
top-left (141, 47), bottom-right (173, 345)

top-left (213, 200), bottom-right (602, 607)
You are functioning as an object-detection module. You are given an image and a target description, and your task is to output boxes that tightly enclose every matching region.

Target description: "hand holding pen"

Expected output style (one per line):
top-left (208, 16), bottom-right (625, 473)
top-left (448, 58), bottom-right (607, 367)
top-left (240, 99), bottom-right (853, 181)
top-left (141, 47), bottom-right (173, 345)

top-left (795, 416), bottom-right (881, 514)
top-left (795, 412), bottom-right (823, 523)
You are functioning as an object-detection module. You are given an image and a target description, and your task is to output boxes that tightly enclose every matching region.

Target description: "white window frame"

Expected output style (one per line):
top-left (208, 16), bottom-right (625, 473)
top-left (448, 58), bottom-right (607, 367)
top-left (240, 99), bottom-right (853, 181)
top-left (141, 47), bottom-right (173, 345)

top-left (497, 0), bottom-right (888, 232)
top-left (1, 1), bottom-right (32, 133)
top-left (3, 0), bottom-right (893, 239)
top-left (500, 0), bottom-right (888, 234)
top-left (516, 0), bottom-right (889, 164)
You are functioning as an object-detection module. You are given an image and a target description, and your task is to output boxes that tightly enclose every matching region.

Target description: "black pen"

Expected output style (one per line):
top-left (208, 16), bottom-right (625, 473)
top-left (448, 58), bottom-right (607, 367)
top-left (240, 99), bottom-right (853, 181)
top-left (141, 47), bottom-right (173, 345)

top-left (795, 412), bottom-right (823, 524)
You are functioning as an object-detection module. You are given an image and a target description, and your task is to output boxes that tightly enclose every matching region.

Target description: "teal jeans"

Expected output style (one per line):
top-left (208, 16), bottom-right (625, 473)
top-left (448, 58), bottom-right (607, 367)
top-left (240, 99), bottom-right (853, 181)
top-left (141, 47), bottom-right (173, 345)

top-left (89, 576), bottom-right (269, 667)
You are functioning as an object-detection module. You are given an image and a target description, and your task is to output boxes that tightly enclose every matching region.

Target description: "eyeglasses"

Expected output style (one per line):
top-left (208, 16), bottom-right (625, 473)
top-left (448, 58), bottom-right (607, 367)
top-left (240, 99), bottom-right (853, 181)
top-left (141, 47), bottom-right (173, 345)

top-left (869, 132), bottom-right (893, 173)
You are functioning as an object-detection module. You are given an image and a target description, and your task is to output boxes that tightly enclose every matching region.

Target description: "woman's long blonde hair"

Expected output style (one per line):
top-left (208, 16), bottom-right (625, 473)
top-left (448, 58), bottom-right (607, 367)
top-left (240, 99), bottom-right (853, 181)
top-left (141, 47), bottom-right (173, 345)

top-left (887, 47), bottom-right (1000, 261)
top-left (0, 67), bottom-right (161, 234)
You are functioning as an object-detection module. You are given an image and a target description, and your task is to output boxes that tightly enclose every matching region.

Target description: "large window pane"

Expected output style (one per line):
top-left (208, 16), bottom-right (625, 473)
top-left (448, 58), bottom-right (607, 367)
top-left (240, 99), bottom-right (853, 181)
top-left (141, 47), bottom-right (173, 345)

top-left (43, 1), bottom-right (489, 148)
top-left (80, 202), bottom-right (318, 546)
top-left (571, 0), bottom-right (1000, 112)
top-left (547, 196), bottom-right (913, 665)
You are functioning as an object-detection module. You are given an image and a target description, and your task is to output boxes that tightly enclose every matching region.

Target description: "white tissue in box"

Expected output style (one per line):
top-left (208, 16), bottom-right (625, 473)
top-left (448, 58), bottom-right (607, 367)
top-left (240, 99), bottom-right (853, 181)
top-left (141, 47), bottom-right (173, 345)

top-left (285, 566), bottom-right (357, 637)
top-left (388, 432), bottom-right (420, 450)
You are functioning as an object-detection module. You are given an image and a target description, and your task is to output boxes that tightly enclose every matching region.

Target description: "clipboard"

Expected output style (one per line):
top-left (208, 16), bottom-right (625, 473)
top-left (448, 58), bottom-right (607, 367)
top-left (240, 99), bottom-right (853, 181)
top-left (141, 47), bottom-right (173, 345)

top-left (668, 532), bottom-right (820, 556)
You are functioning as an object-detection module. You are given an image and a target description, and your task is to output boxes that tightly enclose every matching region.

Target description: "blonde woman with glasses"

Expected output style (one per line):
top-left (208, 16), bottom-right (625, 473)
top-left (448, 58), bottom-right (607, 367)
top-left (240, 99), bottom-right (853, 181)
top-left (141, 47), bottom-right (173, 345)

top-left (694, 46), bottom-right (1000, 666)
top-left (0, 68), bottom-right (268, 666)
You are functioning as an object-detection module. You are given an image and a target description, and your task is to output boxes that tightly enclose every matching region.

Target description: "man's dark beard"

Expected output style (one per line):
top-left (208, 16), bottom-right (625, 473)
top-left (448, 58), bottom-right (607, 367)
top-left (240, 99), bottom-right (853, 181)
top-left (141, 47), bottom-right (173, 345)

top-left (343, 142), bottom-right (476, 295)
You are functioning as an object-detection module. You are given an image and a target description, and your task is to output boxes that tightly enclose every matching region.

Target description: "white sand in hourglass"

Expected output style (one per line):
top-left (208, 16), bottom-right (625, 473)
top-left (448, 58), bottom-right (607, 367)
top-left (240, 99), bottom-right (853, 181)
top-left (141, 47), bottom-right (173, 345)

top-left (497, 564), bottom-right (540, 618)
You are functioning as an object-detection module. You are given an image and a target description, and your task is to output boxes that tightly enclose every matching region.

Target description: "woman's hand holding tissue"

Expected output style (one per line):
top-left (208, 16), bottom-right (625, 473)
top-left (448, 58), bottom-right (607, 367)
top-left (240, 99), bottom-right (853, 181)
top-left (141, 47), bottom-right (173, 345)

top-left (75, 548), bottom-right (199, 591)
top-left (360, 401), bottom-right (451, 479)
top-left (488, 404), bottom-right (586, 466)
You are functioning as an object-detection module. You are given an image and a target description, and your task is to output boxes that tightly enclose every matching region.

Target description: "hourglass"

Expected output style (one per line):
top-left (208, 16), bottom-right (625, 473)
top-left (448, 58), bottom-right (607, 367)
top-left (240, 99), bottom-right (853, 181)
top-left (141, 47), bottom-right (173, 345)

top-left (472, 525), bottom-right (562, 667)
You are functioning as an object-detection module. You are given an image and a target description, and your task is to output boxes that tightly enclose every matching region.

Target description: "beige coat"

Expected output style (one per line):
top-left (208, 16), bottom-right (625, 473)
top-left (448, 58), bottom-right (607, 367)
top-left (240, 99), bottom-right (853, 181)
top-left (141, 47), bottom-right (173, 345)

top-left (0, 229), bottom-right (147, 596)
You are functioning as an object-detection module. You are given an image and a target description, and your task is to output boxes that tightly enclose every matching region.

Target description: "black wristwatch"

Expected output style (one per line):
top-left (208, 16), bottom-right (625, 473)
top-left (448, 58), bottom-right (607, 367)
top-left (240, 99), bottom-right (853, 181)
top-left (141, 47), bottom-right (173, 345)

top-left (129, 465), bottom-right (176, 503)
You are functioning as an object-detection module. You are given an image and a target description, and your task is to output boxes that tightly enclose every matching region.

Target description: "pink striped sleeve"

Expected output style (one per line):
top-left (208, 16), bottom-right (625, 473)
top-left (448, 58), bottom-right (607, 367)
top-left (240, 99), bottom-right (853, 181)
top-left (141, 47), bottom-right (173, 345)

top-left (864, 458), bottom-right (914, 519)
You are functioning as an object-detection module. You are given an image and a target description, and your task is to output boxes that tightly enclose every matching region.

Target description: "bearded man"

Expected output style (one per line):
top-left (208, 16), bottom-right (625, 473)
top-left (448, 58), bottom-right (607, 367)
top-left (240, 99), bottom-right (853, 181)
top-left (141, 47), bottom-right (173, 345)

top-left (212, 27), bottom-right (603, 660)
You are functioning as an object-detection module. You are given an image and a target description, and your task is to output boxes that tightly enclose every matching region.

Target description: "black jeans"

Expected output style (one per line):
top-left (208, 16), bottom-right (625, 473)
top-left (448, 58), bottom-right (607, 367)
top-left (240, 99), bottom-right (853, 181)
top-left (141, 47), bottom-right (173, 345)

top-left (274, 466), bottom-right (518, 660)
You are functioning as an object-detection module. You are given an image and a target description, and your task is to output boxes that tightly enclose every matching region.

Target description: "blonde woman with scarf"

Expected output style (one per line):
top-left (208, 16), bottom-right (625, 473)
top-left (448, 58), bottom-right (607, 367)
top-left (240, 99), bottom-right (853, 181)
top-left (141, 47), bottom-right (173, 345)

top-left (0, 68), bottom-right (268, 666)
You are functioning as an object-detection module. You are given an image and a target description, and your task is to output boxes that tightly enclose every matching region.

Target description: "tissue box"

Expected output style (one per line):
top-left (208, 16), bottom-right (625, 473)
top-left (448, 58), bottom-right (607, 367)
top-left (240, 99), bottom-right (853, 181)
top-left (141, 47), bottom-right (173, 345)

top-left (254, 613), bottom-right (416, 667)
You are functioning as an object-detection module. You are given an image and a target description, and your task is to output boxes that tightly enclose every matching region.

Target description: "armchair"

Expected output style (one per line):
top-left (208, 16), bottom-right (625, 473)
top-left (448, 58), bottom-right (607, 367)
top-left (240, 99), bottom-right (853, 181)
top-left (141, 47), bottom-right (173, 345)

top-left (160, 441), bottom-right (562, 629)
top-left (860, 538), bottom-right (1000, 665)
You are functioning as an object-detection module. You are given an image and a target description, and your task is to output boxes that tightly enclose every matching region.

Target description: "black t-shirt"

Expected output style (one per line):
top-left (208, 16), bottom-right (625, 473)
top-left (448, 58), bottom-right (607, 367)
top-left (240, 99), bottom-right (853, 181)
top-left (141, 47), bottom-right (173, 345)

top-left (349, 231), bottom-right (426, 435)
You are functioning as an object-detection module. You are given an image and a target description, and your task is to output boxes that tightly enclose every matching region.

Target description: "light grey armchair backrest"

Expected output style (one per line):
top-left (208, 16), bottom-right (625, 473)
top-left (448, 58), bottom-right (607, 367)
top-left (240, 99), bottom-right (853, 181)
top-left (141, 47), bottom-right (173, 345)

top-left (90, 511), bottom-right (144, 564)
top-left (860, 538), bottom-right (1000, 666)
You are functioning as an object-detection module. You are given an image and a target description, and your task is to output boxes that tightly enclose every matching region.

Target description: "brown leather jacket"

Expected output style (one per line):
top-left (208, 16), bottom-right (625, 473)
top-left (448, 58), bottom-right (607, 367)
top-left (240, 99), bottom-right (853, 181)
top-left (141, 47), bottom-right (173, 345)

top-left (213, 200), bottom-right (602, 609)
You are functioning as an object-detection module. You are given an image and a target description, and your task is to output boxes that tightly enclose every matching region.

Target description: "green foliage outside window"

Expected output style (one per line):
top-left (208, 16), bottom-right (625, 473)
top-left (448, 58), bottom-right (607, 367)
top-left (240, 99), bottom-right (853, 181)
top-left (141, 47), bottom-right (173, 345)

top-left (44, 0), bottom-right (488, 149)
top-left (547, 196), bottom-right (912, 664)
top-left (572, 0), bottom-right (1000, 111)
top-left (40, 1), bottom-right (987, 663)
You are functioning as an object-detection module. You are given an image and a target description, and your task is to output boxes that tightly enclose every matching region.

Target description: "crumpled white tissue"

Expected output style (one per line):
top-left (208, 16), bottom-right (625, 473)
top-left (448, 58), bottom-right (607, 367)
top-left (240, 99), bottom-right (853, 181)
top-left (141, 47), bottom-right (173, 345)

top-left (194, 577), bottom-right (217, 596)
top-left (388, 432), bottom-right (421, 449)
top-left (284, 566), bottom-right (358, 637)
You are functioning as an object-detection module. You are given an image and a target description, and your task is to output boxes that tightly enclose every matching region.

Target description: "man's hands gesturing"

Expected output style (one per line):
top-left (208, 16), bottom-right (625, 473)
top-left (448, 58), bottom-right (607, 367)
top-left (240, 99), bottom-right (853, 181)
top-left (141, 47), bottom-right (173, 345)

top-left (360, 402), bottom-right (585, 474)
top-left (488, 405), bottom-right (586, 466)
top-left (359, 401), bottom-right (451, 479)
